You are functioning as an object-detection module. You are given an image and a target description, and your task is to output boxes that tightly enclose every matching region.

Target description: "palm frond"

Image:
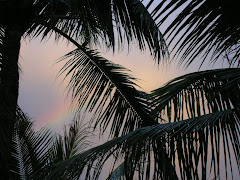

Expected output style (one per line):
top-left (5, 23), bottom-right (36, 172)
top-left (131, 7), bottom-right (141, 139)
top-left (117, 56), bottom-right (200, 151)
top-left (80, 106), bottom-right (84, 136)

top-left (44, 108), bottom-right (240, 179)
top-left (50, 118), bottom-right (92, 163)
top-left (151, 68), bottom-right (240, 122)
top-left (0, 25), bottom-right (4, 71)
top-left (57, 46), bottom-right (157, 138)
top-left (11, 108), bottom-right (53, 179)
top-left (149, 0), bottom-right (240, 67)
top-left (28, 0), bottom-right (168, 63)
top-left (11, 109), bottom-right (93, 179)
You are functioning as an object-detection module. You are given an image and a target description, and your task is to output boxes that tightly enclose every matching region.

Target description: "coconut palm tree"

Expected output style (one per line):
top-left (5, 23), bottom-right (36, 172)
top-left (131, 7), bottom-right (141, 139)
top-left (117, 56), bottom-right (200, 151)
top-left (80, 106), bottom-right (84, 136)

top-left (33, 0), bottom-right (239, 179)
top-left (0, 0), bottom-right (167, 178)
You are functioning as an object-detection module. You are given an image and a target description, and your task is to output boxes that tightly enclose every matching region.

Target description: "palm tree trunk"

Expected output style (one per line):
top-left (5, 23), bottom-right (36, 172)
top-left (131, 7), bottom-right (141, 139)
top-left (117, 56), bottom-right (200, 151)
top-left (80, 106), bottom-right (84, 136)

top-left (0, 24), bottom-right (23, 179)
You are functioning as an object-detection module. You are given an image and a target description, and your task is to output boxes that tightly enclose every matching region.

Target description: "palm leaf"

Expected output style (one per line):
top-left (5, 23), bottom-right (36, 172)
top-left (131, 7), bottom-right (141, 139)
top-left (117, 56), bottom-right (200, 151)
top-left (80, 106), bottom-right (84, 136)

top-left (50, 117), bottom-right (92, 163)
top-left (11, 108), bottom-right (53, 179)
top-left (11, 109), bottom-right (93, 179)
top-left (44, 108), bottom-right (240, 179)
top-left (149, 0), bottom-right (240, 67)
top-left (57, 46), bottom-right (157, 138)
top-left (151, 68), bottom-right (240, 122)
top-left (0, 25), bottom-right (4, 72)
top-left (27, 0), bottom-right (168, 63)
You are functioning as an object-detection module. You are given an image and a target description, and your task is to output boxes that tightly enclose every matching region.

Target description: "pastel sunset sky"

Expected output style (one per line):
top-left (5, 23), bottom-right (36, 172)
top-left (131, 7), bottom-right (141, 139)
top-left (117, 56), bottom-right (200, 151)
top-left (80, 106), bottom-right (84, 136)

top-left (18, 33), bottom-right (228, 132)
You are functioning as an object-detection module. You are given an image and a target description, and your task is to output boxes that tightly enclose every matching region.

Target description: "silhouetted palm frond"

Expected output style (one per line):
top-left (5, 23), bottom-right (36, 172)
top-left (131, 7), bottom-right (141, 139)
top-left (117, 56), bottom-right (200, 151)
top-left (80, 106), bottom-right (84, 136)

top-left (28, 0), bottom-right (168, 63)
top-left (45, 108), bottom-right (240, 179)
top-left (151, 68), bottom-right (240, 122)
top-left (50, 118), bottom-right (92, 163)
top-left (148, 0), bottom-right (240, 67)
top-left (0, 25), bottom-right (4, 67)
top-left (11, 108), bottom-right (53, 179)
top-left (58, 46), bottom-right (157, 138)
top-left (11, 108), bottom-right (93, 179)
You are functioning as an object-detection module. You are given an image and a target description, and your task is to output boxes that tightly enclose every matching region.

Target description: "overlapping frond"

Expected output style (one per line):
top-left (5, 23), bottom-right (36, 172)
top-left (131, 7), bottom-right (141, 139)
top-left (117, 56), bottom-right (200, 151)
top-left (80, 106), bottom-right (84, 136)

top-left (11, 108), bottom-right (53, 179)
top-left (11, 108), bottom-right (93, 179)
top-left (44, 108), bottom-right (240, 179)
top-left (151, 68), bottom-right (240, 122)
top-left (29, 0), bottom-right (168, 63)
top-left (148, 0), bottom-right (240, 66)
top-left (58, 46), bottom-right (157, 138)
top-left (50, 118), bottom-right (91, 164)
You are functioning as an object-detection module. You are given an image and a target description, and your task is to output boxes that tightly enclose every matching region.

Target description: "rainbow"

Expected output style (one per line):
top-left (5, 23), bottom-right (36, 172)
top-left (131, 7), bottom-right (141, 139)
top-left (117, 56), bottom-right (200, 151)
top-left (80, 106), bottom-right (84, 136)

top-left (35, 101), bottom-right (76, 131)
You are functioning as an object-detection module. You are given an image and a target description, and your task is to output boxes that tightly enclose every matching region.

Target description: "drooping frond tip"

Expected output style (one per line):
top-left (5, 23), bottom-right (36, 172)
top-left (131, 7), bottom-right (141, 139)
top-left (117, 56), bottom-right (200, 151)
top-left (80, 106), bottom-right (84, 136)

top-left (149, 0), bottom-right (240, 67)
top-left (57, 47), bottom-right (157, 138)
top-left (28, 0), bottom-right (169, 64)
top-left (151, 68), bottom-right (240, 122)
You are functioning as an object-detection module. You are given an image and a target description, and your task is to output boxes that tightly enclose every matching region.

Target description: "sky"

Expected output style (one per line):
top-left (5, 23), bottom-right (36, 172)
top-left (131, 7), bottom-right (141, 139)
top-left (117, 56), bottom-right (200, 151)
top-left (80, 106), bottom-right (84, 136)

top-left (18, 34), bottom-right (228, 132)
top-left (18, 1), bottom-right (178, 131)
top-left (17, 0), bottom-right (229, 132)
